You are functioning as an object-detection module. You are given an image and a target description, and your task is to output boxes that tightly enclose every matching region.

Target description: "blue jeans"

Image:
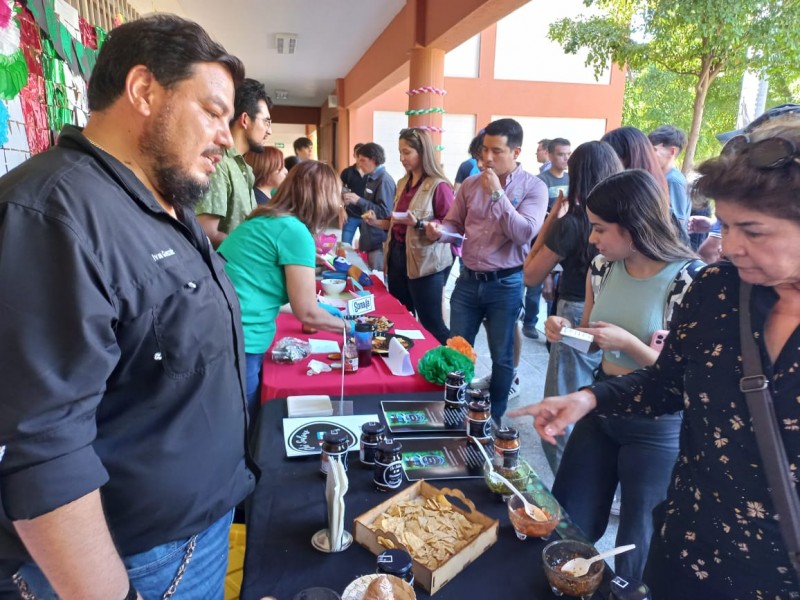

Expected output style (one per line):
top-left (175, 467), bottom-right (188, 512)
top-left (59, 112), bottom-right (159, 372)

top-left (245, 352), bottom-right (265, 428)
top-left (540, 299), bottom-right (600, 476)
top-left (552, 412), bottom-right (681, 580)
top-left (523, 282), bottom-right (543, 327)
top-left (449, 269), bottom-right (523, 419)
top-left (342, 216), bottom-right (362, 245)
top-left (14, 510), bottom-right (234, 599)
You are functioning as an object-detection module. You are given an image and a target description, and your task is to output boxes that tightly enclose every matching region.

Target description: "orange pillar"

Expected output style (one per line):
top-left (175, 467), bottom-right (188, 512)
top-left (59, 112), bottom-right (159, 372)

top-left (408, 46), bottom-right (446, 153)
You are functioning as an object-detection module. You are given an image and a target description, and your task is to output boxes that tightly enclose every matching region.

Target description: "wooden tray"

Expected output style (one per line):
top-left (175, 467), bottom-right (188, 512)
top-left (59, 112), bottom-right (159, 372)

top-left (352, 480), bottom-right (498, 595)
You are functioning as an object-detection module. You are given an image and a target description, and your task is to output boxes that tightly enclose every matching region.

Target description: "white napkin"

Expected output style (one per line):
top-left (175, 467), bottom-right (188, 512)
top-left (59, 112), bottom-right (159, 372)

top-left (308, 339), bottom-right (341, 354)
top-left (286, 395), bottom-right (333, 417)
top-left (381, 336), bottom-right (414, 376)
top-left (325, 458), bottom-right (349, 551)
top-left (307, 359), bottom-right (332, 375)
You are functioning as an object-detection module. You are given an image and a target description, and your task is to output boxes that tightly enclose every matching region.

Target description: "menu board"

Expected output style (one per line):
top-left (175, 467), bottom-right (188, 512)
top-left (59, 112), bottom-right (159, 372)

top-left (398, 436), bottom-right (486, 480)
top-left (283, 414), bottom-right (378, 458)
top-left (381, 400), bottom-right (467, 433)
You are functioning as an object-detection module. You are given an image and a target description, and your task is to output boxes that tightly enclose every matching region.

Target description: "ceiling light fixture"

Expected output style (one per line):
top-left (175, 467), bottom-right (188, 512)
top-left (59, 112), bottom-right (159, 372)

top-left (275, 90), bottom-right (289, 101)
top-left (276, 33), bottom-right (298, 55)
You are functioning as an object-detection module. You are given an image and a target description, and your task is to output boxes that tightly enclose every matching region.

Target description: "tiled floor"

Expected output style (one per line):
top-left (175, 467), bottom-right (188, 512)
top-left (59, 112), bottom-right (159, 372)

top-left (441, 261), bottom-right (619, 554)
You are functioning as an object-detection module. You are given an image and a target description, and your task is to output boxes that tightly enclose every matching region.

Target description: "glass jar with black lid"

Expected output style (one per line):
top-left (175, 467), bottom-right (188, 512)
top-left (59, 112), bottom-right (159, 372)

top-left (320, 429), bottom-right (349, 475)
top-left (376, 548), bottom-right (414, 585)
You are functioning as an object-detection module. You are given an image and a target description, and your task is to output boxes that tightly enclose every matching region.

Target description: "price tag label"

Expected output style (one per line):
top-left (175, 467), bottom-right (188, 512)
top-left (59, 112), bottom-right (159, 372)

top-left (347, 293), bottom-right (375, 316)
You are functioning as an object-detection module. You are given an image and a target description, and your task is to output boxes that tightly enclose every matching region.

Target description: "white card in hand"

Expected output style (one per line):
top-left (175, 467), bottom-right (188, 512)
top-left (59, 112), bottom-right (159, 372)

top-left (381, 336), bottom-right (414, 376)
top-left (559, 326), bottom-right (594, 353)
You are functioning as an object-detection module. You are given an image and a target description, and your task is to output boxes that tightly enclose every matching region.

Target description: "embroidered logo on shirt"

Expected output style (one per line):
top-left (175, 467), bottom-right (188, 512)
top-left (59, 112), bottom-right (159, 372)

top-left (151, 248), bottom-right (176, 262)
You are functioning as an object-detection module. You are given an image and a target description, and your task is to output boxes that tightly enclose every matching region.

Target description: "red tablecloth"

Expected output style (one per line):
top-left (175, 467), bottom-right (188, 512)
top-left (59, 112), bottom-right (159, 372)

top-left (260, 276), bottom-right (441, 401)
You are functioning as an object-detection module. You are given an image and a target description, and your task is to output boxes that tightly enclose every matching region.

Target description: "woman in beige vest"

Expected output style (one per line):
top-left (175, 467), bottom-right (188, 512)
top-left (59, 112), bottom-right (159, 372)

top-left (365, 128), bottom-right (455, 343)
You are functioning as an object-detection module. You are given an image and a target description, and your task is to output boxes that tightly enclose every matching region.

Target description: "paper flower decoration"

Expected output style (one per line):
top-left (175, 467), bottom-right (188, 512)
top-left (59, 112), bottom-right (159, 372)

top-left (446, 336), bottom-right (477, 363)
top-left (0, 0), bottom-right (29, 100)
top-left (417, 346), bottom-right (475, 385)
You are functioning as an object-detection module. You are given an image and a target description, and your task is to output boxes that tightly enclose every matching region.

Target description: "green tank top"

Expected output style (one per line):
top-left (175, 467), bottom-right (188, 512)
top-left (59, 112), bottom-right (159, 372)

top-left (589, 260), bottom-right (684, 371)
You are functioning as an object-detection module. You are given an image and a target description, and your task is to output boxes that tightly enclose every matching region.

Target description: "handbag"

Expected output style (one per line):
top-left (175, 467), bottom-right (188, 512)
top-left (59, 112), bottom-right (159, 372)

top-left (738, 280), bottom-right (800, 581)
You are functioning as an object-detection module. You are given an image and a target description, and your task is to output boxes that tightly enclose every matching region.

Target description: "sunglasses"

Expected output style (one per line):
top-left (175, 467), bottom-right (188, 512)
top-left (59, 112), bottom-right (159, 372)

top-left (399, 128), bottom-right (422, 138)
top-left (722, 134), bottom-right (800, 169)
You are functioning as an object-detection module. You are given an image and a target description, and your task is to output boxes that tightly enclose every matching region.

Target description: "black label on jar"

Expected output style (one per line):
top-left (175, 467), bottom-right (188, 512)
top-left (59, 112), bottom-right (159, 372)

top-left (467, 417), bottom-right (491, 438)
top-left (498, 448), bottom-right (520, 469)
top-left (360, 439), bottom-right (378, 465)
top-left (374, 459), bottom-right (403, 491)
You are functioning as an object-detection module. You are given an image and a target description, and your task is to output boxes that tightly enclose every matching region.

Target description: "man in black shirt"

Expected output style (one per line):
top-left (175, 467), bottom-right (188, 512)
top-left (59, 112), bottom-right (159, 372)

top-left (0, 15), bottom-right (256, 600)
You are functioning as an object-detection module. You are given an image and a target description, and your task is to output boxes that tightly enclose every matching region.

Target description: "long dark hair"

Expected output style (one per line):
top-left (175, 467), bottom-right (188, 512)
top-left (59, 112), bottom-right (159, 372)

top-left (586, 170), bottom-right (696, 263)
top-left (565, 141), bottom-right (624, 269)
top-left (248, 161), bottom-right (340, 235)
top-left (601, 126), bottom-right (669, 197)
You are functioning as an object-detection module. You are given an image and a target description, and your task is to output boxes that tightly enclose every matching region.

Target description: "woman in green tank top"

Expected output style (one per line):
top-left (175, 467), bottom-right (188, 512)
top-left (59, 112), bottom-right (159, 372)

top-left (513, 170), bottom-right (702, 581)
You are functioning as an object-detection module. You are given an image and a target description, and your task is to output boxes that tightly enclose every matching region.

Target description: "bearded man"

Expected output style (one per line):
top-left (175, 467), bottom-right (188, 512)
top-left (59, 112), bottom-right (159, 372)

top-left (0, 14), bottom-right (256, 600)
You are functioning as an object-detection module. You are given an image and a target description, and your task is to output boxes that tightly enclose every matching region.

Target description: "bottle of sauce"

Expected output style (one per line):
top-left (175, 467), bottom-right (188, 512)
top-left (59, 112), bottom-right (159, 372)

top-left (494, 427), bottom-right (520, 470)
top-left (344, 337), bottom-right (358, 374)
top-left (320, 429), bottom-right (350, 475)
top-left (374, 438), bottom-right (403, 492)
top-left (466, 400), bottom-right (492, 439)
top-left (444, 371), bottom-right (466, 407)
top-left (359, 421), bottom-right (386, 465)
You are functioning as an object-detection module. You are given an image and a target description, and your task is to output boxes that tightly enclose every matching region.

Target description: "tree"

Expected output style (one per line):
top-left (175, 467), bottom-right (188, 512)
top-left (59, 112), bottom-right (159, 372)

top-left (549, 0), bottom-right (800, 172)
top-left (623, 66), bottom-right (740, 166)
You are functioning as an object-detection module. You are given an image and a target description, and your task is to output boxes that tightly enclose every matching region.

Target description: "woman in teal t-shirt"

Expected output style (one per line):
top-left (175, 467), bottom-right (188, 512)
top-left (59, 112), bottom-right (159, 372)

top-left (219, 161), bottom-right (348, 424)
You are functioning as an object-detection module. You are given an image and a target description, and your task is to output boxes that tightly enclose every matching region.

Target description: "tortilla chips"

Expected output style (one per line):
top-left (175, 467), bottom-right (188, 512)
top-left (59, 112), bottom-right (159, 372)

top-left (368, 494), bottom-right (483, 569)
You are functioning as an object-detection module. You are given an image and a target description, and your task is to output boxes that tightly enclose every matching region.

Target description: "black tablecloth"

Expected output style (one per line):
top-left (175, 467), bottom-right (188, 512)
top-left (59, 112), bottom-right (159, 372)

top-left (241, 393), bottom-right (613, 600)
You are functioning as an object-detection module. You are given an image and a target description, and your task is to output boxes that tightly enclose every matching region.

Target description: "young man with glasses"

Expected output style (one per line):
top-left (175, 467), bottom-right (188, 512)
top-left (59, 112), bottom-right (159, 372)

top-left (195, 78), bottom-right (273, 248)
top-left (426, 118), bottom-right (548, 423)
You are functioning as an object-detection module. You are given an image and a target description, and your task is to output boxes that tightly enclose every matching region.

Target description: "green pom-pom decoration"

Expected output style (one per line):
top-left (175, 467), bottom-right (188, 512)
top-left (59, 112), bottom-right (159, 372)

top-left (417, 347), bottom-right (475, 385)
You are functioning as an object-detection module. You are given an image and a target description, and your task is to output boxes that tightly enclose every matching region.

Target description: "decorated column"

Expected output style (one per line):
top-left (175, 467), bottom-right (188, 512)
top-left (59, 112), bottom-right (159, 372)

top-left (407, 46), bottom-right (446, 153)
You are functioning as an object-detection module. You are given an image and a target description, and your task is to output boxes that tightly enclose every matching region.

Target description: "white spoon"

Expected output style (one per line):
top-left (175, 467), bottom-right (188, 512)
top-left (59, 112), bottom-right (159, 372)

top-left (468, 435), bottom-right (548, 522)
top-left (560, 543), bottom-right (636, 577)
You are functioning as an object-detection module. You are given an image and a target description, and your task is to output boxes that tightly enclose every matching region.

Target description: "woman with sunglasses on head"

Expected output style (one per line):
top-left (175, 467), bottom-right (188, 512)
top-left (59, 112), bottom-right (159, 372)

top-left (244, 146), bottom-right (288, 205)
top-left (522, 141), bottom-right (624, 476)
top-left (511, 105), bottom-right (800, 598)
top-left (513, 169), bottom-right (703, 581)
top-left (365, 128), bottom-right (455, 344)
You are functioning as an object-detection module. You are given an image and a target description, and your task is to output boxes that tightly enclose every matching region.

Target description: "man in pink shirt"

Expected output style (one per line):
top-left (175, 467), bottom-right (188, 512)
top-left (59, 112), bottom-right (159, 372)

top-left (427, 118), bottom-right (547, 422)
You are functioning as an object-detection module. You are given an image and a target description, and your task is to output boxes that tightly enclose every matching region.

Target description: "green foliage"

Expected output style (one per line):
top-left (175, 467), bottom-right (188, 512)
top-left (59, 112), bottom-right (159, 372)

top-left (549, 0), bottom-right (800, 168)
top-left (551, 0), bottom-right (800, 80)
top-left (622, 66), bottom-right (740, 164)
top-left (623, 66), bottom-right (800, 166)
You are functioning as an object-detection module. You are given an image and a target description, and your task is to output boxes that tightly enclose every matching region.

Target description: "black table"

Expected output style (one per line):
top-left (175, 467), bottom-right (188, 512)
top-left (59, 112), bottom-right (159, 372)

top-left (241, 393), bottom-right (614, 600)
